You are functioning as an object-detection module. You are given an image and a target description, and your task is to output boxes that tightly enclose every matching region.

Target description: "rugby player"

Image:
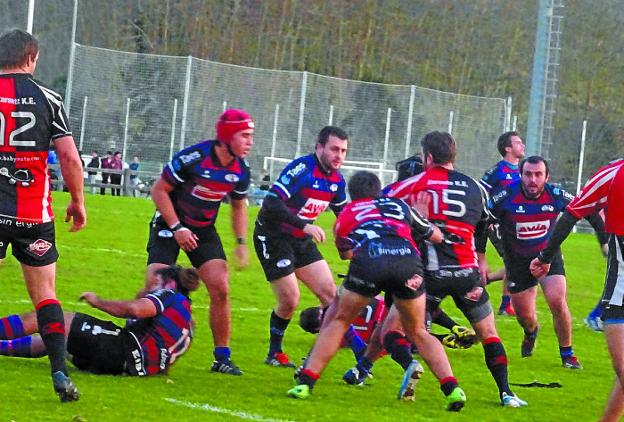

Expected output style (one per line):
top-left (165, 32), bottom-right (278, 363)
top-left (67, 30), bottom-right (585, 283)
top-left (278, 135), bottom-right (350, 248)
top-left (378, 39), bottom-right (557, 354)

top-left (141, 109), bottom-right (254, 375)
top-left (288, 171), bottom-right (467, 411)
top-left (487, 156), bottom-right (605, 369)
top-left (530, 158), bottom-right (624, 422)
top-left (384, 131), bottom-right (526, 407)
top-left (0, 29), bottom-right (86, 402)
top-left (253, 126), bottom-right (348, 368)
top-left (480, 131), bottom-right (526, 316)
top-left (0, 265), bottom-right (199, 377)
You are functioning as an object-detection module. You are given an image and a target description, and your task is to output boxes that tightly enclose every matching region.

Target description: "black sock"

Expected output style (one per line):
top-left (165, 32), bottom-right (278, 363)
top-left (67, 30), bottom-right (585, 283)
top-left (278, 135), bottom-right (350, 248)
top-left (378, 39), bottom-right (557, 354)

top-left (440, 376), bottom-right (459, 396)
top-left (269, 310), bottom-right (290, 356)
top-left (36, 300), bottom-right (68, 376)
top-left (383, 331), bottom-right (413, 370)
top-left (432, 310), bottom-right (457, 330)
top-left (298, 369), bottom-right (319, 389)
top-left (483, 337), bottom-right (511, 397)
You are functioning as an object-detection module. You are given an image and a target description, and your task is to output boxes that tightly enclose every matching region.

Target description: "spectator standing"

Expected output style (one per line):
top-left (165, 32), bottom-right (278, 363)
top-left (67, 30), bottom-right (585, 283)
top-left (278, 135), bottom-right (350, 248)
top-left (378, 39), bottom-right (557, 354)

top-left (86, 151), bottom-right (100, 194)
top-left (109, 151), bottom-right (123, 196)
top-left (100, 151), bottom-right (112, 195)
top-left (129, 155), bottom-right (140, 197)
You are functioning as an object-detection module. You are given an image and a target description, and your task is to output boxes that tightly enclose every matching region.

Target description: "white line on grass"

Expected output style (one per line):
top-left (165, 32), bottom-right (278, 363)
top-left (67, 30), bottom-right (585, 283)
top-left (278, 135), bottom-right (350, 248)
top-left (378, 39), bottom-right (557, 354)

top-left (165, 397), bottom-right (296, 422)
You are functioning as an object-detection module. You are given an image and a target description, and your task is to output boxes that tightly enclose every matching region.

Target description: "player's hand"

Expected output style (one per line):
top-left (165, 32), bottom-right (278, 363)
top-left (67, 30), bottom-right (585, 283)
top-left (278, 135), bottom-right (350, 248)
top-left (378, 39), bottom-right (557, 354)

top-left (79, 292), bottom-right (98, 306)
top-left (413, 191), bottom-right (431, 218)
top-left (529, 258), bottom-right (550, 278)
top-left (234, 244), bottom-right (249, 270)
top-left (65, 200), bottom-right (86, 232)
top-left (303, 224), bottom-right (326, 243)
top-left (174, 228), bottom-right (198, 251)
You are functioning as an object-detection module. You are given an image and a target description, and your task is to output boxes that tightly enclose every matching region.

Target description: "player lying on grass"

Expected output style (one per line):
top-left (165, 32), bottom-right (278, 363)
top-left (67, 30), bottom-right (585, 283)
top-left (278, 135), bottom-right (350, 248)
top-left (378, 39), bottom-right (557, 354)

top-left (288, 171), bottom-right (467, 411)
top-left (0, 265), bottom-right (199, 377)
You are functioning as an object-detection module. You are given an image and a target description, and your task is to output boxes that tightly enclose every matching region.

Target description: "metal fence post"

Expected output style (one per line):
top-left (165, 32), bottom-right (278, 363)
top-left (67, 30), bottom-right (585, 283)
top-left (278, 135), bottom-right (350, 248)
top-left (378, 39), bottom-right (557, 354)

top-left (295, 71), bottom-right (308, 158)
top-left (179, 56), bottom-right (192, 150)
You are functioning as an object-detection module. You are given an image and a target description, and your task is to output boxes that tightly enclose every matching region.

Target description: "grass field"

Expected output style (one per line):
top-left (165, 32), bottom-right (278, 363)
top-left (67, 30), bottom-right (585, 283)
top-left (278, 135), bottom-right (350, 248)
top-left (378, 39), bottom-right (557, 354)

top-left (0, 192), bottom-right (614, 421)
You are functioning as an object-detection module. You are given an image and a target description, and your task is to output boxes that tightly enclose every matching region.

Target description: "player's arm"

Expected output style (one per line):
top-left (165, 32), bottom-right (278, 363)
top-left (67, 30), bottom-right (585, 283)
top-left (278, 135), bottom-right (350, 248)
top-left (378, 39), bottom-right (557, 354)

top-left (151, 177), bottom-right (198, 251)
top-left (230, 197), bottom-right (249, 268)
top-left (79, 293), bottom-right (158, 319)
top-left (55, 136), bottom-right (86, 231)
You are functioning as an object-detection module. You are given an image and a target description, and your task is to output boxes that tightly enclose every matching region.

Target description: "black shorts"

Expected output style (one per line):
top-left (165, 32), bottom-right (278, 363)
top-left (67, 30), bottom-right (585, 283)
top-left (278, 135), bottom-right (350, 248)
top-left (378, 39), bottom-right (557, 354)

top-left (602, 235), bottom-right (624, 323)
top-left (425, 268), bottom-right (492, 323)
top-left (67, 313), bottom-right (127, 375)
top-left (253, 224), bottom-right (323, 281)
top-left (146, 221), bottom-right (226, 268)
top-left (505, 251), bottom-right (565, 294)
top-left (0, 220), bottom-right (58, 266)
top-left (343, 240), bottom-right (425, 300)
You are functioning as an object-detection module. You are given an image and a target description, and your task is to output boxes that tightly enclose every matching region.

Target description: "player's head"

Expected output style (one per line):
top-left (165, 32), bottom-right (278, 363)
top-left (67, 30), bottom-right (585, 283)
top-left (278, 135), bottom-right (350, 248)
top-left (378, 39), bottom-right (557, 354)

top-left (0, 29), bottom-right (39, 72)
top-left (421, 131), bottom-right (456, 168)
top-left (154, 265), bottom-right (201, 297)
top-left (348, 171), bottom-right (381, 200)
top-left (315, 126), bottom-right (348, 172)
top-left (497, 131), bottom-right (525, 160)
top-left (520, 155), bottom-right (549, 198)
top-left (396, 153), bottom-right (424, 181)
top-left (299, 306), bottom-right (323, 334)
top-left (215, 108), bottom-right (255, 158)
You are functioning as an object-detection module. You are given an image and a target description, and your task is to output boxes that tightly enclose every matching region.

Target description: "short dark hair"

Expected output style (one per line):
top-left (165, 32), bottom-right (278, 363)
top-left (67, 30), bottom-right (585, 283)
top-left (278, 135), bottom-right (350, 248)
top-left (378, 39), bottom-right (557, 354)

top-left (0, 29), bottom-right (39, 69)
top-left (421, 131), bottom-right (456, 164)
top-left (299, 307), bottom-right (322, 334)
top-left (520, 155), bottom-right (549, 176)
top-left (497, 131), bottom-right (520, 157)
top-left (317, 126), bottom-right (348, 146)
top-left (348, 171), bottom-right (381, 200)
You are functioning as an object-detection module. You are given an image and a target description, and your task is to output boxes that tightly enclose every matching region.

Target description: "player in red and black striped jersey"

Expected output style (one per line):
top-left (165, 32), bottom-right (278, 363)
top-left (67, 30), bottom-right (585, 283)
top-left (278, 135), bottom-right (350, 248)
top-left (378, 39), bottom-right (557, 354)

top-left (253, 126), bottom-right (347, 368)
top-left (0, 265), bottom-right (199, 377)
top-left (487, 156), bottom-right (605, 369)
top-left (289, 171), bottom-right (468, 411)
top-left (384, 131), bottom-right (526, 408)
top-left (531, 158), bottom-right (624, 421)
top-left (141, 109), bottom-right (254, 376)
top-left (0, 29), bottom-right (86, 402)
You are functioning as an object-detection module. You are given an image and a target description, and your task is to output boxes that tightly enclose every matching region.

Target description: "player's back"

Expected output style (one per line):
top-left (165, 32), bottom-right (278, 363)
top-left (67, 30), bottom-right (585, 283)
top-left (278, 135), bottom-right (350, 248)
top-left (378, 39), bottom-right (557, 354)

top-left (0, 74), bottom-right (70, 222)
top-left (386, 166), bottom-right (488, 270)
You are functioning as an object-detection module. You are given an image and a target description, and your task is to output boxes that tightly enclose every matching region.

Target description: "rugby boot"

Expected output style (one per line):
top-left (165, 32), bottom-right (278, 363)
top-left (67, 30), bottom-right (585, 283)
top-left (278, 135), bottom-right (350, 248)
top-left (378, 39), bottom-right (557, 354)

top-left (498, 302), bottom-right (516, 316)
top-left (211, 359), bottom-right (243, 375)
top-left (521, 327), bottom-right (538, 357)
top-left (265, 352), bottom-right (296, 368)
top-left (398, 360), bottom-right (424, 401)
top-left (445, 387), bottom-right (466, 411)
top-left (52, 371), bottom-right (80, 403)
top-left (342, 366), bottom-right (369, 386)
top-left (451, 325), bottom-right (477, 345)
top-left (287, 384), bottom-right (310, 399)
top-left (562, 355), bottom-right (583, 370)
top-left (501, 392), bottom-right (528, 407)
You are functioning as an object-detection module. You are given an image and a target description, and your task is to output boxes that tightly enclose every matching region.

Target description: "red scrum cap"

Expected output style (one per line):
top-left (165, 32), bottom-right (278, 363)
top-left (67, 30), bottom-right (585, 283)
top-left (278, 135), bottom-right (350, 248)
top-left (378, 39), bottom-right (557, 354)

top-left (215, 109), bottom-right (255, 144)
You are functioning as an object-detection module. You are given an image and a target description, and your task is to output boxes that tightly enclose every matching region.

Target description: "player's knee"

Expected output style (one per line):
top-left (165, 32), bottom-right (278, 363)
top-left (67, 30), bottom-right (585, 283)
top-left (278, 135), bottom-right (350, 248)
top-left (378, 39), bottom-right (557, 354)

top-left (206, 279), bottom-right (229, 302)
top-left (278, 295), bottom-right (299, 316)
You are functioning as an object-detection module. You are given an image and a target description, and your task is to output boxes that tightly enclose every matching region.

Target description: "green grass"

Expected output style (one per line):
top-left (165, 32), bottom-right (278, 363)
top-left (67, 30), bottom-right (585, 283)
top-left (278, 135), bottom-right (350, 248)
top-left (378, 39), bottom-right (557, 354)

top-left (0, 192), bottom-right (613, 421)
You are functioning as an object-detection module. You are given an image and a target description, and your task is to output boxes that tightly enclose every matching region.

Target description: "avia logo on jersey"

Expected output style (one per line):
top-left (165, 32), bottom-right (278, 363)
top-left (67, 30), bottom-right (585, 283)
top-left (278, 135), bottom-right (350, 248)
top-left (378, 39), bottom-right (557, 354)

top-left (178, 151), bottom-right (201, 164)
top-left (516, 220), bottom-right (550, 240)
top-left (541, 205), bottom-right (555, 212)
top-left (298, 198), bottom-right (330, 219)
top-left (191, 185), bottom-right (227, 201)
top-left (224, 174), bottom-right (239, 183)
top-left (27, 239), bottom-right (52, 256)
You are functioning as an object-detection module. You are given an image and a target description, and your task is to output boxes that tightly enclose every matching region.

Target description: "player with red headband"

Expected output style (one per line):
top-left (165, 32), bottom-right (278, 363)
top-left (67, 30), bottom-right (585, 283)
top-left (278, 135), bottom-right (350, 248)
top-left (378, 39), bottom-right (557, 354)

top-left (139, 108), bottom-right (254, 375)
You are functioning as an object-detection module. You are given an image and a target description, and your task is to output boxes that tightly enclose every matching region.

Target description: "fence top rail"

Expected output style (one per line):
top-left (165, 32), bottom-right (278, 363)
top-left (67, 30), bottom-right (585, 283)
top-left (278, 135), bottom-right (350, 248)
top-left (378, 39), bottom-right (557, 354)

top-left (74, 43), bottom-right (508, 102)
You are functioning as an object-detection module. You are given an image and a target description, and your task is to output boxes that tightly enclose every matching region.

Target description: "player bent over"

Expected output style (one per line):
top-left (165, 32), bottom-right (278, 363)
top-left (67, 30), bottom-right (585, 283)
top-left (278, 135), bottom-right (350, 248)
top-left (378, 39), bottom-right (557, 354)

top-left (0, 265), bottom-right (199, 377)
top-left (142, 109), bottom-right (254, 375)
top-left (288, 171), bottom-right (466, 411)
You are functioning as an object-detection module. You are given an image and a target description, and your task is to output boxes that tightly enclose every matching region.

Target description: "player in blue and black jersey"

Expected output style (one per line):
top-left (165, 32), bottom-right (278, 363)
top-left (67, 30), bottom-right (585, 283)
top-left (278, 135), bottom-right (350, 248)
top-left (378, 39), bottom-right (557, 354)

top-left (141, 109), bottom-right (254, 375)
top-left (0, 265), bottom-right (199, 377)
top-left (485, 156), bottom-right (606, 369)
top-left (254, 126), bottom-right (348, 368)
top-left (480, 131), bottom-right (525, 316)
